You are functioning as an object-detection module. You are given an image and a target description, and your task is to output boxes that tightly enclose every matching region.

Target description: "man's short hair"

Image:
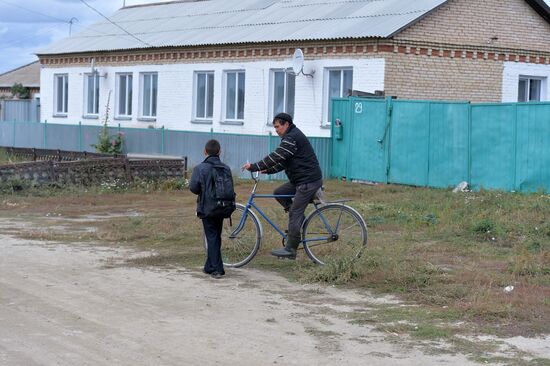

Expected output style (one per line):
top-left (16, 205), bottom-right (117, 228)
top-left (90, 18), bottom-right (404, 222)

top-left (205, 139), bottom-right (221, 156)
top-left (273, 112), bottom-right (293, 125)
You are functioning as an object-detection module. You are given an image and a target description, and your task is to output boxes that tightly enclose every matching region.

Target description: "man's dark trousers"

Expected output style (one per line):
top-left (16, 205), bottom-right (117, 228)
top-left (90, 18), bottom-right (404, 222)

top-left (274, 179), bottom-right (323, 245)
top-left (202, 217), bottom-right (225, 274)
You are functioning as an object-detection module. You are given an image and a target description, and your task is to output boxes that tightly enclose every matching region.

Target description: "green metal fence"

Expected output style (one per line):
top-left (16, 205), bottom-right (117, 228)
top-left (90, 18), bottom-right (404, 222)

top-left (332, 97), bottom-right (550, 193)
top-left (0, 120), bottom-right (332, 180)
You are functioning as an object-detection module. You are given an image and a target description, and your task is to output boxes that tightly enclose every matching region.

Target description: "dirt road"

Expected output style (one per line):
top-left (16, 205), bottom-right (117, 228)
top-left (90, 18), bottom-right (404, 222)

top-left (0, 229), bottom-right (546, 365)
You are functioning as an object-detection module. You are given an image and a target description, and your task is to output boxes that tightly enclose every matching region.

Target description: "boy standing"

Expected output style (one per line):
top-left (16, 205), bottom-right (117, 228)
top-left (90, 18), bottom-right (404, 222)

top-left (189, 139), bottom-right (233, 279)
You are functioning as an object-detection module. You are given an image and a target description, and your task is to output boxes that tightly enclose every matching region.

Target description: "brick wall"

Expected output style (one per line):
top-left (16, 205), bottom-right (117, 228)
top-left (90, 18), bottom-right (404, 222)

top-left (396, 0), bottom-right (550, 51)
top-left (385, 52), bottom-right (504, 102)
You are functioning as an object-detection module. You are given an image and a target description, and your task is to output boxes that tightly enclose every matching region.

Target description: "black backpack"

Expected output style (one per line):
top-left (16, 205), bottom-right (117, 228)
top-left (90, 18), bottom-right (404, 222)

top-left (203, 163), bottom-right (236, 218)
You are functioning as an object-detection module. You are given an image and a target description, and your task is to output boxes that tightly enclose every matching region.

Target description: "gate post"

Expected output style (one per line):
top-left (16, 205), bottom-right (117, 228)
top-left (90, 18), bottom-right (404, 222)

top-left (78, 121), bottom-right (82, 151)
top-left (43, 120), bottom-right (48, 149)
top-left (161, 125), bottom-right (165, 155)
top-left (384, 97), bottom-right (394, 184)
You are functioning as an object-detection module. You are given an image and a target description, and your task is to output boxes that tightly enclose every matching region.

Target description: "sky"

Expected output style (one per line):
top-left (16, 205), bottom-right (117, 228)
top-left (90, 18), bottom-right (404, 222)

top-left (0, 0), bottom-right (175, 74)
top-left (1, 0), bottom-right (550, 74)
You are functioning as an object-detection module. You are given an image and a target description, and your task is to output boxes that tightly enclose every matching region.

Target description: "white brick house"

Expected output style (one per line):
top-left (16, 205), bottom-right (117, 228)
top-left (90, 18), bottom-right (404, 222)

top-left (37, 0), bottom-right (550, 137)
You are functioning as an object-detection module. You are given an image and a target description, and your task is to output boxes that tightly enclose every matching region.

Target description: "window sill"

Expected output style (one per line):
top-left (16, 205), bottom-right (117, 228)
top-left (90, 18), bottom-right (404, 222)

top-left (82, 115), bottom-right (99, 120)
top-left (220, 120), bottom-right (244, 126)
top-left (191, 119), bottom-right (213, 125)
top-left (53, 114), bottom-right (68, 118)
top-left (138, 117), bottom-right (157, 122)
top-left (320, 124), bottom-right (331, 130)
top-left (114, 116), bottom-right (132, 121)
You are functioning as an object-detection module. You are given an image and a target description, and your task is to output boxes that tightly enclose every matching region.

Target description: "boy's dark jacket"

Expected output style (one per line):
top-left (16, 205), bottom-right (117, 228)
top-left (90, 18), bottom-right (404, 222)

top-left (189, 155), bottom-right (231, 218)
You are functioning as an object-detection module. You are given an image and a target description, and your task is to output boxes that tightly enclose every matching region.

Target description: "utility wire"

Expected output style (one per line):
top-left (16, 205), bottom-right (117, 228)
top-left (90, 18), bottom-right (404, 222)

top-left (0, 0), bottom-right (69, 23)
top-left (0, 24), bottom-right (63, 50)
top-left (78, 0), bottom-right (153, 47)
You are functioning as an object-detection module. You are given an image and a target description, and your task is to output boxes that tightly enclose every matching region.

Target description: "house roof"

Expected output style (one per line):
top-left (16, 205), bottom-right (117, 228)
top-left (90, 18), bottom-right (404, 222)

top-left (526, 0), bottom-right (550, 23)
top-left (37, 0), bottom-right (550, 56)
top-left (37, 0), bottom-right (449, 55)
top-left (0, 61), bottom-right (40, 88)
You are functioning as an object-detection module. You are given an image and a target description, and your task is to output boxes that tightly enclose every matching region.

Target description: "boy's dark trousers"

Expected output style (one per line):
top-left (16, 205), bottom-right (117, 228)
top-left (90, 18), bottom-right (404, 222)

top-left (202, 217), bottom-right (225, 274)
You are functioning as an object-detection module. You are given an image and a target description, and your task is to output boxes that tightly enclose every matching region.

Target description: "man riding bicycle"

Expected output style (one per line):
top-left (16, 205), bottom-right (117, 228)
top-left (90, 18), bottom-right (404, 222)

top-left (242, 112), bottom-right (323, 259)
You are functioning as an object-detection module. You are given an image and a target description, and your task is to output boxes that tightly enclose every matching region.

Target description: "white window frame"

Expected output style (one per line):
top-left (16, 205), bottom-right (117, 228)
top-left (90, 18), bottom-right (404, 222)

top-left (222, 70), bottom-right (246, 123)
top-left (518, 76), bottom-right (546, 102)
top-left (83, 73), bottom-right (100, 117)
top-left (116, 73), bottom-right (133, 118)
top-left (269, 69), bottom-right (296, 124)
top-left (193, 71), bottom-right (215, 122)
top-left (53, 74), bottom-right (68, 116)
top-left (139, 72), bottom-right (158, 120)
top-left (323, 68), bottom-right (353, 126)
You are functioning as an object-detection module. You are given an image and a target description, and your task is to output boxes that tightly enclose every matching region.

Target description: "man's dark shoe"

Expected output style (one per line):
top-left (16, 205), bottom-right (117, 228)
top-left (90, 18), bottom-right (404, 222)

top-left (271, 247), bottom-right (296, 260)
top-left (210, 272), bottom-right (224, 279)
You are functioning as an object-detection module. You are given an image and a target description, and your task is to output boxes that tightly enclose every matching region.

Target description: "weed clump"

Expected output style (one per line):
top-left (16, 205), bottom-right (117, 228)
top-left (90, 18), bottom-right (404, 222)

top-left (302, 258), bottom-right (360, 284)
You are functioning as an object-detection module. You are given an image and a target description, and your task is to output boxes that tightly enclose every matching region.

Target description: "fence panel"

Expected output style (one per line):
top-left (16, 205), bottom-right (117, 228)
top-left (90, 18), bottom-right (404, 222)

top-left (470, 104), bottom-right (517, 191)
top-left (0, 100), bottom-right (40, 122)
top-left (347, 98), bottom-right (388, 182)
top-left (389, 101), bottom-right (431, 186)
top-left (81, 125), bottom-right (104, 152)
top-left (45, 123), bottom-right (80, 151)
top-left (13, 121), bottom-right (44, 148)
top-left (0, 121), bottom-right (15, 146)
top-left (427, 102), bottom-right (470, 188)
top-left (331, 99), bottom-right (352, 179)
top-left (515, 103), bottom-right (550, 192)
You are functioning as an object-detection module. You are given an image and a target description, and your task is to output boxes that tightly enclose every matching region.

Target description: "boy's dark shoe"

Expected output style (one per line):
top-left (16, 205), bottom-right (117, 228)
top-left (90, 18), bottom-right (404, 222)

top-left (210, 272), bottom-right (224, 279)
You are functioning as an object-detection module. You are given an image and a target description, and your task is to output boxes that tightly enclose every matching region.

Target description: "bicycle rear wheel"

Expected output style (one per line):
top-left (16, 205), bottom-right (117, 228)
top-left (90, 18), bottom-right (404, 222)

top-left (302, 204), bottom-right (367, 265)
top-left (205, 203), bottom-right (262, 268)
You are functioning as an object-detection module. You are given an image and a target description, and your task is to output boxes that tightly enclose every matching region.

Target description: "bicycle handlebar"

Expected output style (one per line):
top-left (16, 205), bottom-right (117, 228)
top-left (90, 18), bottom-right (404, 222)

top-left (250, 170), bottom-right (260, 182)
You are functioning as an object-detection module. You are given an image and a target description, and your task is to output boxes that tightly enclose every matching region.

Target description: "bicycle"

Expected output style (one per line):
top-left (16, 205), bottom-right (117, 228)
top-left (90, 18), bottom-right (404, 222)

top-left (206, 172), bottom-right (368, 267)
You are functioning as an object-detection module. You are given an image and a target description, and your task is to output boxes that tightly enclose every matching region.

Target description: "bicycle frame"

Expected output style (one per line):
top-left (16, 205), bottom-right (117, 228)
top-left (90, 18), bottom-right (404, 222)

top-left (229, 173), bottom-right (343, 245)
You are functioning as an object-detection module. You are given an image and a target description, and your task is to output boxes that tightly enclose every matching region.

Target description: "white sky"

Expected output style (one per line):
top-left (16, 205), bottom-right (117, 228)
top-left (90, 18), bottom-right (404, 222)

top-left (0, 0), bottom-right (549, 74)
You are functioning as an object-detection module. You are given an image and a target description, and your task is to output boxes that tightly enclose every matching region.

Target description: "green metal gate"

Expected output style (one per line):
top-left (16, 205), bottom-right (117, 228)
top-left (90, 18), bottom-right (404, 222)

top-left (331, 98), bottom-right (550, 193)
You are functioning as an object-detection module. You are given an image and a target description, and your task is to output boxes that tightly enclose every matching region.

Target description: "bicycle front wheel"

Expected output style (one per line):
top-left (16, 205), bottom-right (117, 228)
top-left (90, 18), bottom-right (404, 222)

top-left (302, 204), bottom-right (367, 265)
top-left (205, 203), bottom-right (262, 268)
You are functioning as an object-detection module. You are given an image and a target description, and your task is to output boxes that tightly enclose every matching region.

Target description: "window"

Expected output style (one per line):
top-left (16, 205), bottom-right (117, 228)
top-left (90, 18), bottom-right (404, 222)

top-left (224, 71), bottom-right (245, 121)
top-left (194, 72), bottom-right (214, 120)
top-left (140, 72), bottom-right (158, 118)
top-left (54, 74), bottom-right (68, 115)
top-left (116, 73), bottom-right (133, 117)
top-left (84, 73), bottom-right (100, 116)
top-left (325, 68), bottom-right (353, 124)
top-left (271, 70), bottom-right (295, 121)
top-left (518, 77), bottom-right (544, 102)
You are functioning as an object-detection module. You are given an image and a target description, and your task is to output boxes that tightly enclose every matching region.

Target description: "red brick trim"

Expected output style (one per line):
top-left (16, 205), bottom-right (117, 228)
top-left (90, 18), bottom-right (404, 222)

top-left (39, 39), bottom-right (550, 67)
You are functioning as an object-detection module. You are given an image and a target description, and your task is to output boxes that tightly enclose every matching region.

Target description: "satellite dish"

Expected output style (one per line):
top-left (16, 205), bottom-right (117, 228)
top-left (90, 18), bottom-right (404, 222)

top-left (90, 57), bottom-right (107, 78)
top-left (292, 48), bottom-right (304, 75)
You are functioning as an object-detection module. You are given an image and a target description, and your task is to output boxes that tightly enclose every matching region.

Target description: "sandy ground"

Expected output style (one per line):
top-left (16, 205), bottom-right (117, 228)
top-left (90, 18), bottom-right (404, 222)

top-left (0, 226), bottom-right (548, 365)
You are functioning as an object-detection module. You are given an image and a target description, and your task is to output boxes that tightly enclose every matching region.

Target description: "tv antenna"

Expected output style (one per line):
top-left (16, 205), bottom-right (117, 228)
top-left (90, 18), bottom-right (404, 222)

top-left (69, 17), bottom-right (79, 36)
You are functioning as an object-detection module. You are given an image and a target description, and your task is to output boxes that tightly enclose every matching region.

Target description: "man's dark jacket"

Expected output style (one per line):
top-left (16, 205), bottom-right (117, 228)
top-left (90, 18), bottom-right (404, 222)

top-left (189, 155), bottom-right (228, 218)
top-left (249, 124), bottom-right (322, 185)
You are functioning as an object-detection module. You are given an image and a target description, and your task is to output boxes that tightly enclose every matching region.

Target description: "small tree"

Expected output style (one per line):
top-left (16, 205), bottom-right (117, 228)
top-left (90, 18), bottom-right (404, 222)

top-left (11, 83), bottom-right (30, 99)
top-left (92, 90), bottom-right (124, 155)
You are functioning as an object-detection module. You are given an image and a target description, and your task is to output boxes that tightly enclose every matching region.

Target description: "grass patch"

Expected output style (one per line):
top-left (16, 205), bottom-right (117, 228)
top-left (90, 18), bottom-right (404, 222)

top-left (0, 148), bottom-right (24, 165)
top-left (1, 179), bottom-right (549, 338)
